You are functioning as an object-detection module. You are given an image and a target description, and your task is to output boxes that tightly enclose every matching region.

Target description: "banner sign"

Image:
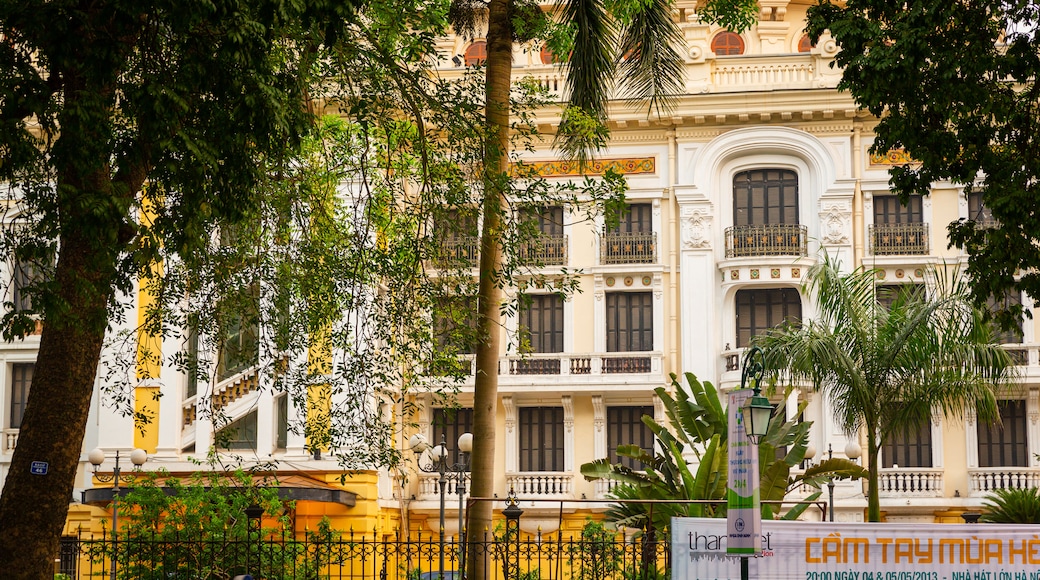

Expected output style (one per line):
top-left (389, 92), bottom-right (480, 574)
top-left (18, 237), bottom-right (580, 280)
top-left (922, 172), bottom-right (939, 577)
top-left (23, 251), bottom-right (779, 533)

top-left (726, 389), bottom-right (761, 556)
top-left (674, 517), bottom-right (1040, 580)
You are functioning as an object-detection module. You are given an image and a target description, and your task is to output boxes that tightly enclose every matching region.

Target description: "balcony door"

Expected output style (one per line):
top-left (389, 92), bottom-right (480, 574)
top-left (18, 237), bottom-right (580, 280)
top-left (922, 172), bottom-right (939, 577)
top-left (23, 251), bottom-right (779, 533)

top-left (978, 399), bottom-right (1028, 468)
top-left (519, 406), bottom-right (565, 472)
top-left (871, 195), bottom-right (927, 255)
top-left (735, 288), bottom-right (801, 347)
top-left (728, 169), bottom-right (804, 257)
top-left (607, 406), bottom-right (655, 469)
top-left (733, 169), bottom-right (799, 227)
top-left (602, 203), bottom-right (656, 264)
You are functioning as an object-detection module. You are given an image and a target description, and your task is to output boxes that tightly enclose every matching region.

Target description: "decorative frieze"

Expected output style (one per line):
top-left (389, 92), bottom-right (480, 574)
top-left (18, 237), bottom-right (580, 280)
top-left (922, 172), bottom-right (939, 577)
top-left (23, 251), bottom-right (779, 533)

top-left (520, 157), bottom-right (656, 177)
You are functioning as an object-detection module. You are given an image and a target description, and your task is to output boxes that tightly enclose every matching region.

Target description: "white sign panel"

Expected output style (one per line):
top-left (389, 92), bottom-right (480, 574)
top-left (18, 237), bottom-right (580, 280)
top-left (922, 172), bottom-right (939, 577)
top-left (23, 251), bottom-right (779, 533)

top-left (674, 517), bottom-right (1040, 580)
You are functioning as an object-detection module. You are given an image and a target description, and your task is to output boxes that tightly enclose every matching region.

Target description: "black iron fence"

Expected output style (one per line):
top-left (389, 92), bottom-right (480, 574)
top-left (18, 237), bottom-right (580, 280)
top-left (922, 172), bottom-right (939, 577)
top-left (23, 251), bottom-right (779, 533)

top-left (57, 526), bottom-right (669, 580)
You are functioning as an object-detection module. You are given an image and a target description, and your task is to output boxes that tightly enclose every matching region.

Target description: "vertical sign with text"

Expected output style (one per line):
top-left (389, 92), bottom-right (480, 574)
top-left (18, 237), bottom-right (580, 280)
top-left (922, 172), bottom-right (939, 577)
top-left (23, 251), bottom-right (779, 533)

top-left (726, 389), bottom-right (760, 557)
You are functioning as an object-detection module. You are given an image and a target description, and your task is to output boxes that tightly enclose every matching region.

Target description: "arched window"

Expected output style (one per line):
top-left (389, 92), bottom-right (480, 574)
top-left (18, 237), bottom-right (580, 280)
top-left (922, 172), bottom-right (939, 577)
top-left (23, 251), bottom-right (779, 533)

top-left (711, 31), bottom-right (744, 56)
top-left (797, 34), bottom-right (814, 53)
top-left (465, 41), bottom-right (487, 67)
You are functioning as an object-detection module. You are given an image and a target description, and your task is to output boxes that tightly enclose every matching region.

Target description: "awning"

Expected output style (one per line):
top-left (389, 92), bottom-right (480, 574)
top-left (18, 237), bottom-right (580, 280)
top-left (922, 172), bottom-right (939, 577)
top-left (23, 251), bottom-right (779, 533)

top-left (81, 473), bottom-right (356, 507)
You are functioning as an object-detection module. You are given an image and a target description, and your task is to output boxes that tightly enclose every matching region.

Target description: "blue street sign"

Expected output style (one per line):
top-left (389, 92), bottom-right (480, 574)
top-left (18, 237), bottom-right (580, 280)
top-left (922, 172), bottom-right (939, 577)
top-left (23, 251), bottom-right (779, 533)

top-left (30, 461), bottom-right (48, 475)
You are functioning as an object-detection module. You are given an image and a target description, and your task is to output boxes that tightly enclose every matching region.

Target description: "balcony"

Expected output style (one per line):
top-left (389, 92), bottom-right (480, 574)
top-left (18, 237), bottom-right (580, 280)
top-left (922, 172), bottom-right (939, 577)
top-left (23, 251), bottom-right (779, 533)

top-left (870, 223), bottom-right (929, 256)
top-left (501, 353), bottom-right (658, 376)
top-left (968, 467), bottom-right (1040, 496)
top-left (724, 224), bottom-right (807, 258)
top-left (438, 52), bottom-right (837, 101)
top-left (878, 468), bottom-right (944, 497)
top-left (601, 232), bottom-right (657, 264)
top-left (433, 238), bottom-right (479, 268)
top-left (507, 472), bottom-right (574, 498)
top-left (415, 472), bottom-right (470, 501)
top-left (519, 234), bottom-right (567, 266)
top-left (711, 56), bottom-right (817, 92)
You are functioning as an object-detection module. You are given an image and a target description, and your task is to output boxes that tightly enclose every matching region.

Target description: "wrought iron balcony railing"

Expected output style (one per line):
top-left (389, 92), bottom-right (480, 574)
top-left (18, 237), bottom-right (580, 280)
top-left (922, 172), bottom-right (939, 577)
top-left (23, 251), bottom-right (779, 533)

top-left (869, 223), bottom-right (929, 256)
top-left (601, 232), bottom-right (657, 264)
top-left (432, 238), bottom-right (479, 267)
top-left (519, 234), bottom-right (567, 266)
top-left (724, 224), bottom-right (807, 258)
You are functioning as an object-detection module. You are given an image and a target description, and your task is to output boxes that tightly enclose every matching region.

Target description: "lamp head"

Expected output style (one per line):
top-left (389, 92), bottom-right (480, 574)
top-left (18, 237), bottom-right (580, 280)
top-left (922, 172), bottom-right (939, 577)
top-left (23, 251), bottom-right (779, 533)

top-left (845, 440), bottom-right (862, 460)
top-left (430, 444), bottom-right (447, 461)
top-left (408, 433), bottom-right (429, 454)
top-left (741, 390), bottom-right (772, 445)
top-left (88, 448), bottom-right (105, 469)
top-left (458, 432), bottom-right (473, 454)
top-left (129, 448), bottom-right (148, 467)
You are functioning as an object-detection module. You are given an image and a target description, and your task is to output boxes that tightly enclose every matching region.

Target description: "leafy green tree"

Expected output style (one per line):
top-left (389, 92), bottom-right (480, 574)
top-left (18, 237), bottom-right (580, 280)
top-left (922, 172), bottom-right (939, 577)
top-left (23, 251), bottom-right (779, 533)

top-left (581, 373), bottom-right (864, 533)
top-left (981, 488), bottom-right (1040, 524)
top-left (806, 1), bottom-right (1040, 327)
top-left (0, 1), bottom-right (496, 575)
top-left (753, 256), bottom-right (1014, 522)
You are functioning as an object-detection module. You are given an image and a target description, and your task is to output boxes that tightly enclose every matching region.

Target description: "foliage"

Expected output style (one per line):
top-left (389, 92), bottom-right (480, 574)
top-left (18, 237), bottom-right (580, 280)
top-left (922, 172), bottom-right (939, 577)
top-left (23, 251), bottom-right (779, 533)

top-left (580, 372), bottom-right (865, 533)
top-left (754, 255), bottom-right (1013, 521)
top-left (91, 469), bottom-right (336, 580)
top-left (566, 519), bottom-right (624, 580)
top-left (549, 0), bottom-right (759, 163)
top-left (806, 0), bottom-right (1040, 328)
top-left (981, 488), bottom-right (1040, 524)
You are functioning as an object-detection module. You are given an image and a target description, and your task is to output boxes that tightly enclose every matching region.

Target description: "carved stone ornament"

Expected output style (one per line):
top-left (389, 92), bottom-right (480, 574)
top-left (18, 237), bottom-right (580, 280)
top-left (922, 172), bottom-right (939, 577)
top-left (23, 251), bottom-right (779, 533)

top-left (821, 203), bottom-right (850, 245)
top-left (681, 206), bottom-right (712, 249)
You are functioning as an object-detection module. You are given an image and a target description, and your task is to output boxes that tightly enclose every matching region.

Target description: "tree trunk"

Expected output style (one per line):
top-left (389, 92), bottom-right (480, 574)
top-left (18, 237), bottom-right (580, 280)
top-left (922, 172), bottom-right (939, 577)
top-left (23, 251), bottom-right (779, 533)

top-left (0, 215), bottom-right (122, 578)
top-left (866, 434), bottom-right (880, 522)
top-left (0, 60), bottom-right (131, 575)
top-left (467, 0), bottom-right (512, 578)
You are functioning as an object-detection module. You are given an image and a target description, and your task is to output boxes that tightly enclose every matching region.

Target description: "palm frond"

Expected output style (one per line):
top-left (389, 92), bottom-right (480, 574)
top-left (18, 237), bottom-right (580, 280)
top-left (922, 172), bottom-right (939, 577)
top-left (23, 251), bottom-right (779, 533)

top-left (614, 0), bottom-right (684, 115)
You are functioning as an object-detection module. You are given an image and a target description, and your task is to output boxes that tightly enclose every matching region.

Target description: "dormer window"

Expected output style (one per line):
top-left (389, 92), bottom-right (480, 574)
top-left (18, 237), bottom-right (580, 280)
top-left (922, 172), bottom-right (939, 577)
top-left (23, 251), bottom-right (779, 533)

top-left (465, 41), bottom-right (487, 67)
top-left (797, 34), bottom-right (814, 53)
top-left (711, 32), bottom-right (745, 56)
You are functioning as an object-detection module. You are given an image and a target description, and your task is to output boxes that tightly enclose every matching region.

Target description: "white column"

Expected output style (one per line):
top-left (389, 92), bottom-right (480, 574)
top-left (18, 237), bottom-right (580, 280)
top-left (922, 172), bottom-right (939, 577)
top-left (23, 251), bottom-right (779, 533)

top-left (675, 190), bottom-right (717, 383)
top-left (929, 406), bottom-right (944, 469)
top-left (283, 351), bottom-right (309, 458)
top-left (592, 395), bottom-right (606, 460)
top-left (964, 405), bottom-right (979, 468)
top-left (154, 331), bottom-right (183, 457)
top-left (503, 396), bottom-right (517, 473)
top-left (1029, 389), bottom-right (1040, 467)
top-left (562, 395), bottom-right (574, 471)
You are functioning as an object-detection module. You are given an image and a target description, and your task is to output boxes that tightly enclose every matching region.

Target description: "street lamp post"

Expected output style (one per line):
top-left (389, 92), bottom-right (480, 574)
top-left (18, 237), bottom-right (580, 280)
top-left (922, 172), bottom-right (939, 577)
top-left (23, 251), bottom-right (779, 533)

top-left (88, 447), bottom-right (147, 580)
top-left (827, 444), bottom-right (835, 522)
top-left (410, 432), bottom-right (473, 579)
top-left (737, 347), bottom-right (772, 580)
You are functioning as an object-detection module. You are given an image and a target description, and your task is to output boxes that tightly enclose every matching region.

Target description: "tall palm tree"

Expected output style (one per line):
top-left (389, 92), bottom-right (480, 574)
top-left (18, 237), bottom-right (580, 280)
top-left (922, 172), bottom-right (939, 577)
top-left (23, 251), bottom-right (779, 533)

top-left (753, 256), bottom-right (1014, 522)
top-left (450, 1), bottom-right (756, 577)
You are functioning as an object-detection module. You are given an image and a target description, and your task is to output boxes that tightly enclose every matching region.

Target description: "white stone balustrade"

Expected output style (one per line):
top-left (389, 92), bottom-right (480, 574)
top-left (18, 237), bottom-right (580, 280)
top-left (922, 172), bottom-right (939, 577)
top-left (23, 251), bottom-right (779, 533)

top-left (4, 429), bottom-right (17, 453)
top-left (878, 468), bottom-right (944, 497)
top-left (507, 472), bottom-right (574, 498)
top-left (415, 472), bottom-right (470, 501)
top-left (969, 468), bottom-right (1040, 496)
